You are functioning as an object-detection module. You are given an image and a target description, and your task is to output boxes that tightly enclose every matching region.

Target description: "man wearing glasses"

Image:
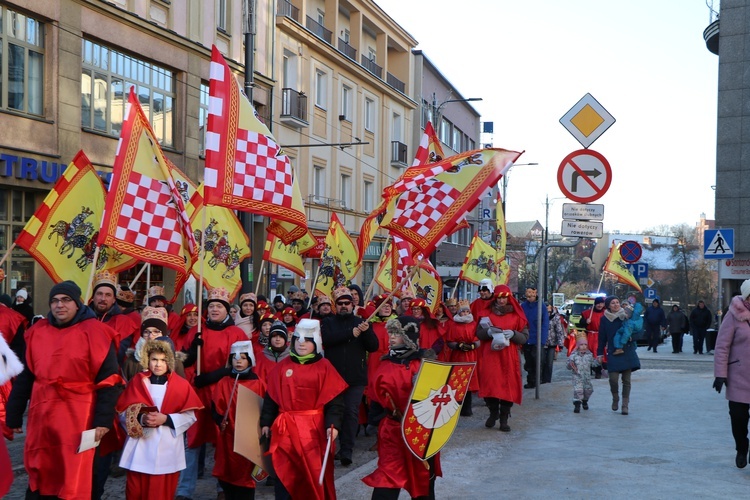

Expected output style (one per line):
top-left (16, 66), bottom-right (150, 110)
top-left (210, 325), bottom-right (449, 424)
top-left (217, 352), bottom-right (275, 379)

top-left (321, 286), bottom-right (378, 467)
top-left (6, 280), bottom-right (124, 499)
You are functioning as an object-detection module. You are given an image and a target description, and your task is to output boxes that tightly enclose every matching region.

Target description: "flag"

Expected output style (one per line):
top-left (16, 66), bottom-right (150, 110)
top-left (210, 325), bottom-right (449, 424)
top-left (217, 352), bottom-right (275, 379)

top-left (392, 235), bottom-right (416, 288)
top-left (412, 258), bottom-right (442, 314)
top-left (98, 89), bottom-right (198, 302)
top-left (458, 233), bottom-right (498, 286)
top-left (603, 243), bottom-right (642, 292)
top-left (15, 151), bottom-right (136, 290)
top-left (186, 184), bottom-right (251, 300)
top-left (204, 45), bottom-right (307, 238)
top-left (496, 193), bottom-right (507, 258)
top-left (373, 241), bottom-right (394, 292)
top-left (327, 213), bottom-right (360, 280)
top-left (381, 148), bottom-right (523, 256)
top-left (263, 232), bottom-right (306, 278)
top-left (357, 122), bottom-right (445, 262)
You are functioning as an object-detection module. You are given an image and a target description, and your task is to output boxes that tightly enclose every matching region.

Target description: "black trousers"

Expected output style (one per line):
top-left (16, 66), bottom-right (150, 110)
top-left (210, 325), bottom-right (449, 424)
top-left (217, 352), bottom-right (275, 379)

top-left (693, 328), bottom-right (706, 353)
top-left (671, 333), bottom-right (684, 353)
top-left (218, 480), bottom-right (256, 499)
top-left (646, 326), bottom-right (661, 350)
top-left (729, 401), bottom-right (750, 454)
top-left (522, 344), bottom-right (537, 386)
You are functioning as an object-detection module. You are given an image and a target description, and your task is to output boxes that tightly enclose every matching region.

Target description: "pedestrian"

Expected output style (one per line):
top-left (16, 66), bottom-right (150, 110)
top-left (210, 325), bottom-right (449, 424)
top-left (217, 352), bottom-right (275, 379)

top-left (272, 294), bottom-right (285, 313)
top-left (444, 299), bottom-right (479, 416)
top-left (12, 287), bottom-right (33, 322)
top-left (235, 292), bottom-right (260, 343)
top-left (666, 304), bottom-right (690, 354)
top-left (690, 299), bottom-right (713, 354)
top-left (612, 298), bottom-right (644, 356)
top-left (259, 318), bottom-right (347, 499)
top-left (643, 298), bottom-right (666, 353)
top-left (411, 297), bottom-right (447, 360)
top-left (123, 307), bottom-right (175, 381)
top-left (211, 340), bottom-right (266, 498)
top-left (116, 337), bottom-right (201, 498)
top-left (254, 320), bottom-right (291, 382)
top-left (280, 305), bottom-right (297, 333)
top-left (5, 280), bottom-right (124, 499)
top-left (366, 294), bottom-right (398, 433)
top-left (566, 335), bottom-right (600, 413)
top-left (543, 303), bottom-right (566, 383)
top-left (713, 279), bottom-right (750, 468)
top-left (0, 332), bottom-right (23, 497)
top-left (520, 287), bottom-right (549, 389)
top-left (397, 289), bottom-right (415, 316)
top-left (470, 278), bottom-right (494, 319)
top-left (476, 284), bottom-right (529, 432)
top-left (362, 317), bottom-right (441, 498)
top-left (597, 296), bottom-right (640, 415)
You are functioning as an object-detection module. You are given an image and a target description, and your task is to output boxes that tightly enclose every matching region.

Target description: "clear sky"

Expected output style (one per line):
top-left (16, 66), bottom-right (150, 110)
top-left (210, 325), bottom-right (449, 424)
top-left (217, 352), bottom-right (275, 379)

top-left (374, 0), bottom-right (719, 234)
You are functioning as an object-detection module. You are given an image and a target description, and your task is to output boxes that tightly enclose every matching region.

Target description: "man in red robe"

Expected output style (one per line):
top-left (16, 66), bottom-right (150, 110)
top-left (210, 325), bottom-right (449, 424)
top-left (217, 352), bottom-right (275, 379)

top-left (470, 278), bottom-right (495, 319)
top-left (5, 280), bottom-right (124, 499)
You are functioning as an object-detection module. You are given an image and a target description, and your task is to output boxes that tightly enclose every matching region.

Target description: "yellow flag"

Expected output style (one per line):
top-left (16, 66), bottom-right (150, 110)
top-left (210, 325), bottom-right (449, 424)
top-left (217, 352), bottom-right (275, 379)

top-left (603, 243), bottom-right (642, 293)
top-left (263, 232), bottom-right (305, 278)
top-left (412, 260), bottom-right (442, 314)
top-left (458, 233), bottom-right (498, 286)
top-left (328, 213), bottom-right (360, 280)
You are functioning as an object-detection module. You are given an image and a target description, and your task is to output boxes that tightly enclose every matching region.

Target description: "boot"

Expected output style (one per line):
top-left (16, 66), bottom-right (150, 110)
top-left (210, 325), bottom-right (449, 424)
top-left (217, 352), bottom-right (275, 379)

top-left (621, 398), bottom-right (629, 415)
top-left (461, 392), bottom-right (473, 417)
top-left (573, 401), bottom-right (581, 413)
top-left (485, 400), bottom-right (499, 428)
top-left (498, 407), bottom-right (511, 432)
top-left (582, 399), bottom-right (589, 410)
top-left (611, 394), bottom-right (619, 412)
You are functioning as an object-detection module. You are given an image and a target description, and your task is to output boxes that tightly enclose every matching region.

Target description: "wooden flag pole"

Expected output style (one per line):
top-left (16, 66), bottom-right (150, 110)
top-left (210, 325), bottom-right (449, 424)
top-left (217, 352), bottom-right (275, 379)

top-left (83, 245), bottom-right (102, 303)
top-left (451, 278), bottom-right (460, 299)
top-left (254, 262), bottom-right (266, 296)
top-left (0, 242), bottom-right (15, 269)
top-left (196, 209), bottom-right (207, 376)
top-left (306, 263), bottom-right (322, 311)
top-left (366, 259), bottom-right (423, 321)
top-left (128, 262), bottom-right (149, 289)
top-left (146, 263), bottom-right (151, 294)
top-left (363, 234), bottom-right (390, 304)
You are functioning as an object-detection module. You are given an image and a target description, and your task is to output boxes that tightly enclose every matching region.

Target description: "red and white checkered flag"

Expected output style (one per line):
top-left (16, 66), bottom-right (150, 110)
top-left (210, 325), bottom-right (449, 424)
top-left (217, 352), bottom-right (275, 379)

top-left (98, 88), bottom-right (197, 302)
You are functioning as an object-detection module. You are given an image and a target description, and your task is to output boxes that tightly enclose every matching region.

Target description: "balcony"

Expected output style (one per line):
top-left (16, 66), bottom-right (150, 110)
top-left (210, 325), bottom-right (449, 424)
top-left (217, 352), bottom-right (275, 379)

top-left (277, 0), bottom-right (300, 22)
top-left (279, 88), bottom-right (308, 128)
top-left (390, 141), bottom-right (408, 167)
top-left (361, 55), bottom-right (383, 79)
top-left (386, 72), bottom-right (405, 94)
top-left (704, 18), bottom-right (719, 55)
top-left (338, 38), bottom-right (357, 61)
top-left (306, 16), bottom-right (332, 44)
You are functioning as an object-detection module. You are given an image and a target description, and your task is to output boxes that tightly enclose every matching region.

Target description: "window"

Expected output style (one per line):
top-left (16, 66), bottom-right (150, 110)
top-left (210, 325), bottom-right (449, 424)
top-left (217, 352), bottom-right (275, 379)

top-left (364, 180), bottom-right (374, 212)
top-left (0, 7), bottom-right (44, 115)
top-left (342, 29), bottom-right (350, 43)
top-left (315, 69), bottom-right (327, 109)
top-left (282, 50), bottom-right (298, 88)
top-left (452, 127), bottom-right (462, 151)
top-left (340, 174), bottom-right (351, 209)
top-left (341, 85), bottom-right (352, 120)
top-left (364, 97), bottom-right (375, 131)
top-left (368, 47), bottom-right (376, 61)
top-left (313, 166), bottom-right (325, 200)
top-left (468, 138), bottom-right (476, 150)
top-left (392, 112), bottom-right (402, 141)
top-left (217, 0), bottom-right (228, 31)
top-left (81, 39), bottom-right (176, 147)
top-left (440, 118), bottom-right (451, 144)
top-left (317, 9), bottom-right (325, 25)
top-left (0, 188), bottom-right (35, 297)
top-left (198, 82), bottom-right (209, 155)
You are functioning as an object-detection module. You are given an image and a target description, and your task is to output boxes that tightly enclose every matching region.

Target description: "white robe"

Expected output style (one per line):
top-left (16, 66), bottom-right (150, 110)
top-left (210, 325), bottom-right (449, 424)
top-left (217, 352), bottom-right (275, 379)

top-left (118, 380), bottom-right (196, 474)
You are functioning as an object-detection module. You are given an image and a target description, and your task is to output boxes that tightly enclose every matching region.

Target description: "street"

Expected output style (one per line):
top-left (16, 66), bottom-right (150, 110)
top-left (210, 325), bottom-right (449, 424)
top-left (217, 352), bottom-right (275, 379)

top-left (5, 340), bottom-right (745, 498)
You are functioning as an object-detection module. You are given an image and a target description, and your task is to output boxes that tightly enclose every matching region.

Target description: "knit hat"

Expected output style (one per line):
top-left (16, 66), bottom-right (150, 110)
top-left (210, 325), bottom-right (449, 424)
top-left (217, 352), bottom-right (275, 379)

top-left (257, 300), bottom-right (270, 312)
top-left (239, 292), bottom-right (257, 306)
top-left (92, 270), bottom-right (118, 294)
top-left (288, 285), bottom-right (300, 293)
top-left (49, 281), bottom-right (82, 307)
top-left (181, 303), bottom-right (198, 316)
top-left (207, 287), bottom-right (231, 312)
top-left (259, 311), bottom-right (277, 326)
top-left (141, 306), bottom-right (168, 334)
top-left (15, 288), bottom-right (28, 300)
top-left (372, 294), bottom-right (390, 308)
top-left (386, 317), bottom-right (419, 349)
top-left (281, 306), bottom-right (296, 318)
top-left (742, 279), bottom-right (750, 300)
top-left (604, 296), bottom-right (618, 309)
top-left (273, 294), bottom-right (285, 305)
top-left (147, 285), bottom-right (167, 304)
top-left (139, 338), bottom-right (176, 372)
top-left (269, 320), bottom-right (289, 339)
top-left (411, 298), bottom-right (427, 310)
top-left (230, 340), bottom-right (256, 368)
top-left (594, 296), bottom-right (606, 305)
top-left (0, 294), bottom-right (11, 307)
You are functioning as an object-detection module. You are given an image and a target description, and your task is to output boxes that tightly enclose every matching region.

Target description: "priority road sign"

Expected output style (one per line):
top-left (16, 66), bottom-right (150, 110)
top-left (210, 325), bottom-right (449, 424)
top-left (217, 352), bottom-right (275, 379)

top-left (557, 149), bottom-right (612, 203)
top-left (559, 93), bottom-right (616, 149)
top-left (704, 228), bottom-right (734, 260)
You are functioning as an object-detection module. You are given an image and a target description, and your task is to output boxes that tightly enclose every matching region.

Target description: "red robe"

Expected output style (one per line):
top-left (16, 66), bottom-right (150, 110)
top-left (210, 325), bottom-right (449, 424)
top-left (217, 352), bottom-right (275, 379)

top-left (362, 357), bottom-right (442, 497)
top-left (470, 297), bottom-right (494, 319)
top-left (187, 323), bottom-right (247, 448)
top-left (580, 308), bottom-right (604, 358)
top-left (477, 310), bottom-right (527, 404)
top-left (265, 356), bottom-right (347, 500)
top-left (0, 306), bottom-right (26, 440)
top-left (23, 318), bottom-right (123, 499)
top-left (212, 375), bottom-right (266, 487)
top-left (100, 311), bottom-right (139, 352)
top-left (366, 318), bottom-right (392, 396)
top-left (419, 319), bottom-right (448, 361)
top-left (445, 319), bottom-right (480, 392)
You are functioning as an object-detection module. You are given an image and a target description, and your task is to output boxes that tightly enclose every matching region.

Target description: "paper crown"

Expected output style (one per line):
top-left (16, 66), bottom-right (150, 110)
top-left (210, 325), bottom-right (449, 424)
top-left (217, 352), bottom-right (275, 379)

top-left (575, 333), bottom-right (588, 345)
top-left (443, 298), bottom-right (458, 307)
top-left (316, 295), bottom-right (332, 306)
top-left (239, 292), bottom-right (257, 305)
top-left (399, 289), bottom-right (415, 299)
top-left (116, 285), bottom-right (135, 304)
top-left (141, 306), bottom-right (169, 326)
top-left (332, 287), bottom-right (353, 302)
top-left (290, 291), bottom-right (305, 302)
top-left (207, 287), bottom-right (231, 305)
top-left (148, 286), bottom-right (166, 300)
top-left (458, 299), bottom-right (471, 311)
top-left (93, 270), bottom-right (118, 290)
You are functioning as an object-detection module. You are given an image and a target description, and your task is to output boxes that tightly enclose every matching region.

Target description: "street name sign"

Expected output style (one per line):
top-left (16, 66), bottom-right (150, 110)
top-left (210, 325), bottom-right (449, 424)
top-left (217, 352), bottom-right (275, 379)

top-left (561, 220), bottom-right (603, 238)
top-left (557, 149), bottom-right (612, 203)
top-left (562, 203), bottom-right (604, 220)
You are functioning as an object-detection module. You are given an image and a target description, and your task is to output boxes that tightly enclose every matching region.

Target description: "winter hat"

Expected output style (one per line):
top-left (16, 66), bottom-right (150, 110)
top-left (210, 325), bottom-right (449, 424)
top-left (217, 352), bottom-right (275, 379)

top-left (293, 318), bottom-right (323, 355)
top-left (259, 311), bottom-right (277, 327)
top-left (269, 320), bottom-right (289, 339)
top-left (92, 270), bottom-right (118, 294)
top-left (478, 278), bottom-right (493, 292)
top-left (15, 288), bottom-right (28, 300)
top-left (282, 306), bottom-right (296, 318)
top-left (386, 317), bottom-right (419, 349)
top-left (594, 296), bottom-right (606, 305)
top-left (604, 296), bottom-right (618, 309)
top-left (0, 294), bottom-right (12, 307)
top-left (230, 340), bottom-right (256, 368)
top-left (332, 287), bottom-right (353, 303)
top-left (147, 285), bottom-right (167, 304)
top-left (257, 300), bottom-right (270, 313)
top-left (181, 303), bottom-right (198, 316)
top-left (139, 338), bottom-right (176, 372)
top-left (742, 279), bottom-right (750, 300)
top-left (141, 306), bottom-right (168, 334)
top-left (288, 285), bottom-right (300, 293)
top-left (411, 298), bottom-right (427, 310)
top-left (373, 294), bottom-right (391, 308)
top-left (273, 294), bottom-right (285, 305)
top-left (49, 280), bottom-right (83, 307)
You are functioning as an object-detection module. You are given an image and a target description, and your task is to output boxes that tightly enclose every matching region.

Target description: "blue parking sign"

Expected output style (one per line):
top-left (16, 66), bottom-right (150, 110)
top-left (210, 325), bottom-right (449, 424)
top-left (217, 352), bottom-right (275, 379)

top-left (644, 287), bottom-right (657, 301)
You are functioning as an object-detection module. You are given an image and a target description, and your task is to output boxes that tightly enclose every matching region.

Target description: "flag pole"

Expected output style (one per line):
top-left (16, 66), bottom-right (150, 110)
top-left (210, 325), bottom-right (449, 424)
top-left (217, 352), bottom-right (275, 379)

top-left (596, 271), bottom-right (605, 294)
top-left (0, 243), bottom-right (15, 269)
top-left (128, 262), bottom-right (149, 289)
top-left (196, 209), bottom-right (207, 376)
top-left (83, 246), bottom-right (102, 303)
top-left (451, 277), bottom-right (460, 299)
top-left (254, 262), bottom-right (265, 296)
top-left (146, 263), bottom-right (151, 294)
top-left (363, 234), bottom-right (391, 304)
top-left (367, 259), bottom-right (423, 321)
top-left (306, 263), bottom-right (322, 310)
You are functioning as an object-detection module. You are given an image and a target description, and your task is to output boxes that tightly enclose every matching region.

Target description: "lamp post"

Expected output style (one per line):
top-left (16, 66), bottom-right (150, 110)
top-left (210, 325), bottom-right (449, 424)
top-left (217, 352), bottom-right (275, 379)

top-left (501, 162), bottom-right (539, 215)
top-left (430, 92), bottom-right (482, 142)
top-left (543, 194), bottom-right (569, 301)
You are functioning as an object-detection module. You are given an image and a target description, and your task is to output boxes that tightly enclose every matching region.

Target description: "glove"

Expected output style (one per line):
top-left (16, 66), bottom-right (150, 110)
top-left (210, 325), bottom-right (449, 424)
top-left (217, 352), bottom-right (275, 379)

top-left (478, 317), bottom-right (492, 332)
top-left (458, 342), bottom-right (466, 351)
top-left (194, 373), bottom-right (210, 388)
top-left (503, 330), bottom-right (514, 340)
top-left (190, 335), bottom-right (204, 349)
top-left (713, 377), bottom-right (727, 394)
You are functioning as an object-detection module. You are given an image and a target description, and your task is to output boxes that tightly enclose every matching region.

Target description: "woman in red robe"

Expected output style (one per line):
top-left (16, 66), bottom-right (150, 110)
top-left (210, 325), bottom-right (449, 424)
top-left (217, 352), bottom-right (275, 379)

top-left (476, 285), bottom-right (529, 432)
top-left (362, 317), bottom-right (441, 498)
top-left (411, 298), bottom-right (447, 361)
top-left (259, 319), bottom-right (347, 500)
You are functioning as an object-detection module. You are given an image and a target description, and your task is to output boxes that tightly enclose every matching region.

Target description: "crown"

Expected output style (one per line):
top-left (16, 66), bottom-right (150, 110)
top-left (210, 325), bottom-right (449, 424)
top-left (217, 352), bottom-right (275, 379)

top-left (116, 285), bottom-right (135, 303)
top-left (458, 299), bottom-right (471, 311)
top-left (148, 286), bottom-right (166, 299)
top-left (207, 286), bottom-right (231, 304)
top-left (141, 306), bottom-right (169, 325)
top-left (332, 287), bottom-right (353, 302)
top-left (239, 292), bottom-right (257, 305)
top-left (93, 270), bottom-right (118, 289)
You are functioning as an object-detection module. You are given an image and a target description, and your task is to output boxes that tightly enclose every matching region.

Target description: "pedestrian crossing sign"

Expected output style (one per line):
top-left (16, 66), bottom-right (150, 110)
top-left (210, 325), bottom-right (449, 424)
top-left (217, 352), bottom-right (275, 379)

top-left (704, 228), bottom-right (734, 259)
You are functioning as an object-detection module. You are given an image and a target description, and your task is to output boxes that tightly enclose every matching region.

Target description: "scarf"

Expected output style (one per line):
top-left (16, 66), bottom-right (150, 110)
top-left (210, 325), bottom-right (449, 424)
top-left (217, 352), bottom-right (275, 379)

top-left (453, 312), bottom-right (474, 324)
top-left (604, 308), bottom-right (628, 322)
top-left (290, 352), bottom-right (317, 364)
top-left (388, 345), bottom-right (418, 359)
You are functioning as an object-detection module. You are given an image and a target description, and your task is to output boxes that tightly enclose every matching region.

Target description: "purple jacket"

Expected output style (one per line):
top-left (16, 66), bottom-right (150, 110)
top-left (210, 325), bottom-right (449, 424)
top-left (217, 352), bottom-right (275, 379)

top-left (715, 296), bottom-right (750, 404)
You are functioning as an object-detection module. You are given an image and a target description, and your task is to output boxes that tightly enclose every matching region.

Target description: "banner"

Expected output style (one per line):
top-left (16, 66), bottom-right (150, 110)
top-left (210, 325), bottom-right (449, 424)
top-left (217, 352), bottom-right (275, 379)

top-left (458, 233), bottom-right (498, 286)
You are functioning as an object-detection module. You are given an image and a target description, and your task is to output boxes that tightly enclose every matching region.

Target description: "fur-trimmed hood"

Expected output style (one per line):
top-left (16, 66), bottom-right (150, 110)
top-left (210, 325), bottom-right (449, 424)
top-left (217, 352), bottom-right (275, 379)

top-left (139, 338), bottom-right (176, 372)
top-left (729, 295), bottom-right (750, 322)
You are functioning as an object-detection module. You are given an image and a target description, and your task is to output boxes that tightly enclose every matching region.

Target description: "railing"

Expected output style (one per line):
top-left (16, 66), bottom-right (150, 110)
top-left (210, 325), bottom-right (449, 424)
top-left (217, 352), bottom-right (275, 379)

top-left (280, 88), bottom-right (307, 123)
top-left (386, 72), bottom-right (405, 94)
top-left (391, 141), bottom-right (408, 166)
top-left (338, 38), bottom-right (357, 60)
top-left (306, 16), bottom-right (332, 44)
top-left (277, 0), bottom-right (299, 22)
top-left (361, 55), bottom-right (383, 79)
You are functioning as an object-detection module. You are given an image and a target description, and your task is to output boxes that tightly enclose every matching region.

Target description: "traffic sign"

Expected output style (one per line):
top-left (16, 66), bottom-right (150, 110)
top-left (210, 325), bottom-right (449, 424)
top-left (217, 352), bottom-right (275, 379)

top-left (562, 203), bottom-right (604, 220)
top-left (644, 287), bottom-right (657, 301)
top-left (646, 277), bottom-right (655, 288)
top-left (619, 240), bottom-right (642, 263)
top-left (561, 220), bottom-right (603, 238)
top-left (704, 228), bottom-right (734, 259)
top-left (557, 149), bottom-right (612, 203)
top-left (559, 93), bottom-right (616, 148)
top-left (626, 263), bottom-right (648, 278)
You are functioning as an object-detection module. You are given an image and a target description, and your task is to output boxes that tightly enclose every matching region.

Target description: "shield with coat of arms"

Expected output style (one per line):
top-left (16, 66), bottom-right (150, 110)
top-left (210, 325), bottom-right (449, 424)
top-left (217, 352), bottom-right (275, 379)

top-left (402, 360), bottom-right (476, 460)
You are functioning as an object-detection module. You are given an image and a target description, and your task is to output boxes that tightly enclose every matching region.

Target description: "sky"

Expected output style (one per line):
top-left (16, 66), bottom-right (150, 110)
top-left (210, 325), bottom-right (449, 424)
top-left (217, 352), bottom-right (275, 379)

top-left (374, 0), bottom-right (719, 235)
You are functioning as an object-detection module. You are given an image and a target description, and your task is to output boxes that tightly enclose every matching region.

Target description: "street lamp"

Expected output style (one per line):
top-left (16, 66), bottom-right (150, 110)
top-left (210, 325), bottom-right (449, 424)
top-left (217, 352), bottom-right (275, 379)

top-left (431, 92), bottom-right (482, 138)
top-left (501, 162), bottom-right (539, 214)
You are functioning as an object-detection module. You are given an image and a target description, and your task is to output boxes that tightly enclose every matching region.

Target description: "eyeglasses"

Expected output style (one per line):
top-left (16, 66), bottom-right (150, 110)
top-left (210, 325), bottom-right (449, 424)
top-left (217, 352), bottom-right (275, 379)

top-left (142, 328), bottom-right (163, 337)
top-left (50, 297), bottom-right (74, 306)
top-left (336, 301), bottom-right (352, 306)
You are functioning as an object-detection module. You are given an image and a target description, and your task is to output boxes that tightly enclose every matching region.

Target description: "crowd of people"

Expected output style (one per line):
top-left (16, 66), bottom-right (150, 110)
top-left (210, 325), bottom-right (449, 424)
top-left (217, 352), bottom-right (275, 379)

top-left (0, 269), bottom-right (733, 498)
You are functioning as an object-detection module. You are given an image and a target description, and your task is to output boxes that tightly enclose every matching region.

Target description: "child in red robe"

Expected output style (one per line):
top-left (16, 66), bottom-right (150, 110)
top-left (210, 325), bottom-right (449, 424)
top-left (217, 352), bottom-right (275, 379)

top-left (445, 299), bottom-right (480, 416)
top-left (212, 340), bottom-right (266, 498)
top-left (259, 318), bottom-right (347, 500)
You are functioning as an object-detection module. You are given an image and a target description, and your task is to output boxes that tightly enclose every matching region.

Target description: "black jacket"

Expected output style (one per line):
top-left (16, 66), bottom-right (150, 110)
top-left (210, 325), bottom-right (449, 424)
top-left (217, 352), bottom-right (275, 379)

top-left (321, 313), bottom-right (378, 386)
